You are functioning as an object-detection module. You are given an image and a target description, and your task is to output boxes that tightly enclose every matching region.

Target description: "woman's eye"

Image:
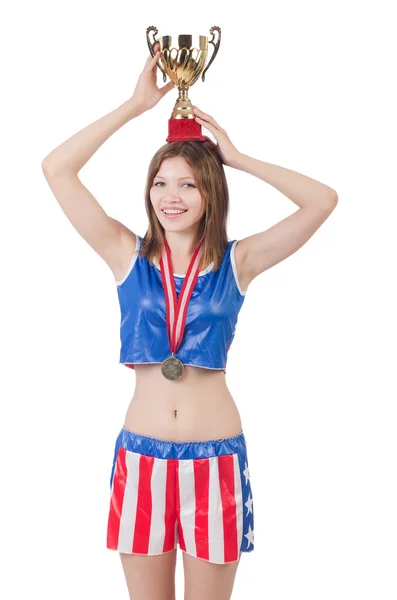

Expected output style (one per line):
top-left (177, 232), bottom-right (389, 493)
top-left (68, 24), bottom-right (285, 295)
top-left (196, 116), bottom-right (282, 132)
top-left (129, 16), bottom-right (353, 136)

top-left (154, 182), bottom-right (195, 188)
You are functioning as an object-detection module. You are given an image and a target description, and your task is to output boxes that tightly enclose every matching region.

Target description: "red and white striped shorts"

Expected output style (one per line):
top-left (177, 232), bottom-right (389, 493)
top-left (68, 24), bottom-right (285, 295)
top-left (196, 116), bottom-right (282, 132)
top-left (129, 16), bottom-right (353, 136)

top-left (106, 426), bottom-right (255, 564)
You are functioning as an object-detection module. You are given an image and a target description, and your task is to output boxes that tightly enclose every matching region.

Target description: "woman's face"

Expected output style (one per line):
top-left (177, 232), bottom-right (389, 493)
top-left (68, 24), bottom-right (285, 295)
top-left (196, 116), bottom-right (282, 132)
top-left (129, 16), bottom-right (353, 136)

top-left (150, 156), bottom-right (205, 232)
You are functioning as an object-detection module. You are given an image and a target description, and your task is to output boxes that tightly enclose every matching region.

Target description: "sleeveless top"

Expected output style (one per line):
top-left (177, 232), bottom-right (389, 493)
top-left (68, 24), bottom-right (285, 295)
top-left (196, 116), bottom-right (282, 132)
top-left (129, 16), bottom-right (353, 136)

top-left (115, 234), bottom-right (247, 373)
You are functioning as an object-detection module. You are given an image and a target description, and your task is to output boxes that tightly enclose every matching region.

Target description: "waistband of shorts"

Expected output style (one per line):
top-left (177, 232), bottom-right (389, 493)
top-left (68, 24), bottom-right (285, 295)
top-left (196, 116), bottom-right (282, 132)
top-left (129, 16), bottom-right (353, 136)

top-left (116, 426), bottom-right (247, 460)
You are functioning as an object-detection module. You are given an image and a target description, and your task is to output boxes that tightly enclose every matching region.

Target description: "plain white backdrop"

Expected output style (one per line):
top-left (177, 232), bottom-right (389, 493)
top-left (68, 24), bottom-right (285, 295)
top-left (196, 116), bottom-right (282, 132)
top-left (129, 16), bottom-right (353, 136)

top-left (2, 1), bottom-right (396, 598)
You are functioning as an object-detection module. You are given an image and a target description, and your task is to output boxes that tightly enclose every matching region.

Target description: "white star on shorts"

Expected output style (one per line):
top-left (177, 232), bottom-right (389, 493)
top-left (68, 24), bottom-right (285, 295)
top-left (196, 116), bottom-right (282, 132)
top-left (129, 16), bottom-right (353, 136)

top-left (245, 524), bottom-right (254, 548)
top-left (243, 461), bottom-right (250, 485)
top-left (245, 493), bottom-right (253, 515)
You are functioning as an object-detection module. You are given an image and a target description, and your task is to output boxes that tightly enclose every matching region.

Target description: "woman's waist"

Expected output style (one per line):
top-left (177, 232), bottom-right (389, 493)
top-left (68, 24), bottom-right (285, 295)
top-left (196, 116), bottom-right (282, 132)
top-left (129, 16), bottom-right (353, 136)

top-left (124, 366), bottom-right (242, 442)
top-left (123, 407), bottom-right (243, 443)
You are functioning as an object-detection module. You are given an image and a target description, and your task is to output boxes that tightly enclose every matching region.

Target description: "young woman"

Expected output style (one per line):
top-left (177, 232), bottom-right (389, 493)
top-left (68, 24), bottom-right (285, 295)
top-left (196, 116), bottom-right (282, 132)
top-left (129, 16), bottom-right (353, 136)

top-left (42, 45), bottom-right (338, 600)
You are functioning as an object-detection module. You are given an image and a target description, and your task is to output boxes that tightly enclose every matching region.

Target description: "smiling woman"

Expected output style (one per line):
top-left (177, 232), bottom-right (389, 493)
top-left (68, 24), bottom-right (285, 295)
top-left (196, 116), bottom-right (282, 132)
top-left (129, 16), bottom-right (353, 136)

top-left (140, 138), bottom-right (230, 274)
top-left (40, 42), bottom-right (255, 600)
top-left (41, 37), bottom-right (338, 600)
top-left (149, 155), bottom-right (206, 227)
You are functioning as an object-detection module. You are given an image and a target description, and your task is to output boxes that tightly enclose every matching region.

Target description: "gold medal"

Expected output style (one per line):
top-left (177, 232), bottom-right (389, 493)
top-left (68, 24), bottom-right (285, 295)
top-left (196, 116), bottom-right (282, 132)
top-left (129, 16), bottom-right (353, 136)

top-left (161, 355), bottom-right (184, 380)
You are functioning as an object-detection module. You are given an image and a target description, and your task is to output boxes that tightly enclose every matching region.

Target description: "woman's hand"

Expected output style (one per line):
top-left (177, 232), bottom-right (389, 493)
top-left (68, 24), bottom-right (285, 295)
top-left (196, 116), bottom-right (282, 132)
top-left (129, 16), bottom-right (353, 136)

top-left (131, 43), bottom-right (174, 113)
top-left (193, 106), bottom-right (241, 167)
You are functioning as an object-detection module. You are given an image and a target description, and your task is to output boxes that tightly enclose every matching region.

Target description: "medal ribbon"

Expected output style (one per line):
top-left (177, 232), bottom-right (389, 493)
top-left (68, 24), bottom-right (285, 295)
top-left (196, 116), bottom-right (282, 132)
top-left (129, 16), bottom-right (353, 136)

top-left (159, 235), bottom-right (205, 356)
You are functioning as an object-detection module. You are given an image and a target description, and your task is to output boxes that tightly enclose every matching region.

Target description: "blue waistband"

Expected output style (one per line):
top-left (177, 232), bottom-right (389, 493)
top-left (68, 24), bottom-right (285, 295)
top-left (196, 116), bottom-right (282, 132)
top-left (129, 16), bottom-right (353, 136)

top-left (115, 426), bottom-right (247, 461)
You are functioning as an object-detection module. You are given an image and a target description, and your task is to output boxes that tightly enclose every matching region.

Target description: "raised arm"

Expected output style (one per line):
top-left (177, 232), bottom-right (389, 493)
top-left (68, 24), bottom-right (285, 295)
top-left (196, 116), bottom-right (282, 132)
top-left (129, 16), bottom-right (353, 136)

top-left (41, 44), bottom-right (174, 281)
top-left (42, 98), bottom-right (143, 279)
top-left (192, 106), bottom-right (338, 290)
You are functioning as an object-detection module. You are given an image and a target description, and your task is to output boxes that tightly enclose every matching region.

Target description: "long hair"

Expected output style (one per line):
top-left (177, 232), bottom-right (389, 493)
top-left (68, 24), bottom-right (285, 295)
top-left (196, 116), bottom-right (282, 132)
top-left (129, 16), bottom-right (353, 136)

top-left (140, 139), bottom-right (230, 272)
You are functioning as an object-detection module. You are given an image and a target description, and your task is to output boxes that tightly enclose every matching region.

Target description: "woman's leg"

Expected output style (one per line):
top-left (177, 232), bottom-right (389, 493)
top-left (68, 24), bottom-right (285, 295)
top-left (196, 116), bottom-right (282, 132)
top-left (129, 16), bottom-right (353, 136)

top-left (176, 431), bottom-right (254, 599)
top-left (120, 549), bottom-right (177, 600)
top-left (106, 428), bottom-right (180, 598)
top-left (182, 551), bottom-right (241, 600)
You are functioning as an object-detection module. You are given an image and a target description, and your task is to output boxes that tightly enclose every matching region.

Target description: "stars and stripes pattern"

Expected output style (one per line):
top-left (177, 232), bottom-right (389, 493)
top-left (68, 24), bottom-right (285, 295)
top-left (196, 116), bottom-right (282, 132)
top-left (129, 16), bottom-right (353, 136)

top-left (107, 444), bottom-right (254, 564)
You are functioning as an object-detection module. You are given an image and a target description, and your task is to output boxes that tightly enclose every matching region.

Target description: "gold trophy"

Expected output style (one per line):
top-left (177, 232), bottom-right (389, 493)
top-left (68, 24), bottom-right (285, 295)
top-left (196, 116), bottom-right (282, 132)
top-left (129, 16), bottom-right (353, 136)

top-left (146, 26), bottom-right (221, 142)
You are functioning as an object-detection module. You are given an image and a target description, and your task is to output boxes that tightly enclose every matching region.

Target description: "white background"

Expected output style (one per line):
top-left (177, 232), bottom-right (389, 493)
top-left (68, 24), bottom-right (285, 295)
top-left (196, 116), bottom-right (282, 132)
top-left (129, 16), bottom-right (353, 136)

top-left (2, 1), bottom-right (396, 599)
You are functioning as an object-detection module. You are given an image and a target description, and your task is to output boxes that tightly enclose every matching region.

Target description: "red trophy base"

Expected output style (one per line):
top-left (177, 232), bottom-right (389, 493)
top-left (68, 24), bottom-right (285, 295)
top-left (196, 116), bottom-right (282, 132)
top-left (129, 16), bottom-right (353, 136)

top-left (167, 118), bottom-right (207, 142)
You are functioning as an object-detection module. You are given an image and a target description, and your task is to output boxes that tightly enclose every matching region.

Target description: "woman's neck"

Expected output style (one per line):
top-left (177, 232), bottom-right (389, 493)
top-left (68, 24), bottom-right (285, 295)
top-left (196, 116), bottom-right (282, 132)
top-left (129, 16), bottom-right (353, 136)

top-left (164, 230), bottom-right (203, 258)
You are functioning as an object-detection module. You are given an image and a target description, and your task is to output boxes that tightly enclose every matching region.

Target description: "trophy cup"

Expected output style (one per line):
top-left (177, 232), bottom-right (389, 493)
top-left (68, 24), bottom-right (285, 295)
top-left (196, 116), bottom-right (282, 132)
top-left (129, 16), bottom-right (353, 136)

top-left (146, 26), bottom-right (221, 142)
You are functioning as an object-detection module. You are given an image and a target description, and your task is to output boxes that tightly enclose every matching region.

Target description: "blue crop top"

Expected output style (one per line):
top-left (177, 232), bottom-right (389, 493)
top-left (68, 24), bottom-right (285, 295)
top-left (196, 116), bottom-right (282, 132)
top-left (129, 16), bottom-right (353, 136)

top-left (115, 234), bottom-right (247, 373)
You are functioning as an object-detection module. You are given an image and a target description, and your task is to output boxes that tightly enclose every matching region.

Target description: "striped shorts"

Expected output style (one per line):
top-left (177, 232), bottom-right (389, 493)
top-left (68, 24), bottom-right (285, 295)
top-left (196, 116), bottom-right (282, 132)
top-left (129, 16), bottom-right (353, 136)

top-left (106, 426), bottom-right (255, 564)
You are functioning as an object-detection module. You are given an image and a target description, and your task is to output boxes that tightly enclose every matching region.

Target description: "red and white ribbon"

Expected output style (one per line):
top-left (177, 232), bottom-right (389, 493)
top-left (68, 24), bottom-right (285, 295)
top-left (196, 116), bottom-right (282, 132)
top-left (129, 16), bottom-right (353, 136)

top-left (159, 235), bottom-right (205, 355)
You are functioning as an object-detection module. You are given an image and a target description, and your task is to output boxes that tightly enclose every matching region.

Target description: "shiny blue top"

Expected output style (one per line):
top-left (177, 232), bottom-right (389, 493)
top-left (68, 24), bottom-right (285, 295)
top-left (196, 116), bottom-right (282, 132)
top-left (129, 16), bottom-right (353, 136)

top-left (115, 234), bottom-right (246, 372)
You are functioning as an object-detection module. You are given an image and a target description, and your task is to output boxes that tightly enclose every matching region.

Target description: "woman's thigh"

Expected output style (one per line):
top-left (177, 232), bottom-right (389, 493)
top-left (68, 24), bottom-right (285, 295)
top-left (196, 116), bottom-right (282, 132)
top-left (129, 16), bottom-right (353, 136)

top-left (119, 548), bottom-right (177, 600)
top-left (182, 551), bottom-right (241, 600)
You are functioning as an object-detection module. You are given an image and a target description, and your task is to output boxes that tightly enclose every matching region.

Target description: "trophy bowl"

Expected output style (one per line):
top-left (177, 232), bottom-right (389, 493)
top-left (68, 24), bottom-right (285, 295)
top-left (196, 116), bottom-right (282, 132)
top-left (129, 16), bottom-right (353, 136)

top-left (146, 26), bottom-right (221, 127)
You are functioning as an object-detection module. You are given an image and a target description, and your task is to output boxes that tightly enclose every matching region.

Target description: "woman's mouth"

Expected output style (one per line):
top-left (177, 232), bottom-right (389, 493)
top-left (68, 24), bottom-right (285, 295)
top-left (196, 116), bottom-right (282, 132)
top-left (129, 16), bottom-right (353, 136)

top-left (161, 209), bottom-right (188, 219)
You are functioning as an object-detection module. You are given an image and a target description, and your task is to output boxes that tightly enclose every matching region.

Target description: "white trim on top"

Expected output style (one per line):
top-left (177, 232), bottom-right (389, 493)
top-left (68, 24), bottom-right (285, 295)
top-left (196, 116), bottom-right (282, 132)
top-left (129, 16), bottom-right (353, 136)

top-left (153, 256), bottom-right (214, 278)
top-left (115, 234), bottom-right (141, 286)
top-left (230, 240), bottom-right (247, 296)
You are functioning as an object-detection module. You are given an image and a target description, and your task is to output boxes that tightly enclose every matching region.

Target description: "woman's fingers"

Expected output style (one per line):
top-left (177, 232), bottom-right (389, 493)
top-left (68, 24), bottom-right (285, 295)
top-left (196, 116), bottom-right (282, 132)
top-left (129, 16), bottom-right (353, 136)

top-left (193, 106), bottom-right (209, 118)
top-left (144, 47), bottom-right (161, 69)
top-left (193, 106), bottom-right (214, 119)
top-left (193, 106), bottom-right (223, 131)
top-left (193, 106), bottom-right (217, 122)
top-left (152, 43), bottom-right (161, 61)
top-left (151, 52), bottom-right (160, 69)
top-left (194, 114), bottom-right (218, 134)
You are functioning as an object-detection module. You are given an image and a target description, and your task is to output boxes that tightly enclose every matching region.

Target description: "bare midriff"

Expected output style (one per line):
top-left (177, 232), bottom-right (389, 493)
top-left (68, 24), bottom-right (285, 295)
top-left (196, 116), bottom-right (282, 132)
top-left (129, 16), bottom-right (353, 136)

top-left (122, 363), bottom-right (243, 443)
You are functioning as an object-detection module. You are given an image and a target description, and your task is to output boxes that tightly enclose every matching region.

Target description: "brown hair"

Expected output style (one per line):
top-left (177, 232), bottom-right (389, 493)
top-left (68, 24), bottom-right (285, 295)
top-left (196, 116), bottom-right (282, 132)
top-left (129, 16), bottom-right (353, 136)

top-left (139, 139), bottom-right (230, 272)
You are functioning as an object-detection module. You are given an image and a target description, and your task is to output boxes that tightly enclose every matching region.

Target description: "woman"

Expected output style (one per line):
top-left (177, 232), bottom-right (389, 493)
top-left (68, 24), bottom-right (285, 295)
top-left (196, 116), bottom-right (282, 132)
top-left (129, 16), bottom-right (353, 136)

top-left (42, 45), bottom-right (338, 600)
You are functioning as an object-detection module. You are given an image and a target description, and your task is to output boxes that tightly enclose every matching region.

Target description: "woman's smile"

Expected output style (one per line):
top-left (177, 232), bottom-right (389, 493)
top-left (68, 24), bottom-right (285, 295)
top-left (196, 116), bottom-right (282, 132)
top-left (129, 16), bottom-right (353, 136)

top-left (161, 208), bottom-right (188, 219)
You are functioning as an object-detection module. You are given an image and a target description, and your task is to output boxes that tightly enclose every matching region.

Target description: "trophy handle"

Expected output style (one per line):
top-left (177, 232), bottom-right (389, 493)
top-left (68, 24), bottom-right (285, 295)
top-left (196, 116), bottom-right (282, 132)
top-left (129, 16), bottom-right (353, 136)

top-left (146, 25), bottom-right (167, 83)
top-left (201, 26), bottom-right (222, 83)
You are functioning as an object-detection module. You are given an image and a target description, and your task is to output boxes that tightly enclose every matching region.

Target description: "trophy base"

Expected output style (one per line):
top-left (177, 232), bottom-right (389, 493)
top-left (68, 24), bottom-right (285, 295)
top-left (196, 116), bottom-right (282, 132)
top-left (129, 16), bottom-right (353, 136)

top-left (167, 118), bottom-right (206, 142)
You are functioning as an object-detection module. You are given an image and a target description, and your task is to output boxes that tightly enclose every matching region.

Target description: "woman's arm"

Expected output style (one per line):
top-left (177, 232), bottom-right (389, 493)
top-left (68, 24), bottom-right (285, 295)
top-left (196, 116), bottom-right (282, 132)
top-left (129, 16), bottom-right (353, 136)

top-left (42, 47), bottom-right (173, 282)
top-left (193, 106), bottom-right (338, 287)
top-left (230, 152), bottom-right (338, 285)
top-left (42, 98), bottom-right (144, 175)
top-left (230, 152), bottom-right (338, 284)
top-left (230, 152), bottom-right (337, 208)
top-left (41, 98), bottom-right (144, 278)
